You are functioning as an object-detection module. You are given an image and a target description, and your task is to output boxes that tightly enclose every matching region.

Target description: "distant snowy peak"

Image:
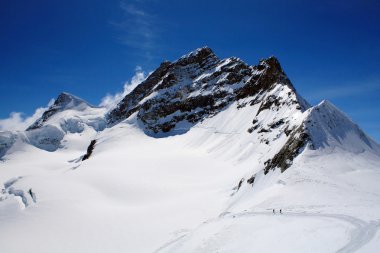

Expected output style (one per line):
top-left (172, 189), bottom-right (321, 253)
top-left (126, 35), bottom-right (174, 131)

top-left (26, 92), bottom-right (96, 131)
top-left (12, 92), bottom-right (107, 152)
top-left (54, 92), bottom-right (95, 109)
top-left (106, 47), bottom-right (308, 136)
top-left (304, 100), bottom-right (380, 153)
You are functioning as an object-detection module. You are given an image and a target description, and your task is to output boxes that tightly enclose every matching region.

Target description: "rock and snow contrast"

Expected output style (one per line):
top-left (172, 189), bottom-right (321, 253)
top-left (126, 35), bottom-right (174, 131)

top-left (1, 47), bottom-right (380, 253)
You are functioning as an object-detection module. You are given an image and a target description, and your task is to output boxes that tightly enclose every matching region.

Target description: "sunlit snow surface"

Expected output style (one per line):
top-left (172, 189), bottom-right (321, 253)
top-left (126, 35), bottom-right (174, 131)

top-left (1, 100), bottom-right (380, 253)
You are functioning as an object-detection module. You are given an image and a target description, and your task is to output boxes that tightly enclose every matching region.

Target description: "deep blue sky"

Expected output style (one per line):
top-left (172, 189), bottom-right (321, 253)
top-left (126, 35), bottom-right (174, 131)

top-left (1, 0), bottom-right (379, 140)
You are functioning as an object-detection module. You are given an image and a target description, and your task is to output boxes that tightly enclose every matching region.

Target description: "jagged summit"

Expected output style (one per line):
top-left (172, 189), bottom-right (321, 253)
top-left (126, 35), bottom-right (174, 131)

top-left (258, 56), bottom-right (286, 80)
top-left (179, 46), bottom-right (214, 59)
top-left (176, 46), bottom-right (218, 66)
top-left (259, 55), bottom-right (281, 67)
top-left (106, 47), bottom-right (307, 136)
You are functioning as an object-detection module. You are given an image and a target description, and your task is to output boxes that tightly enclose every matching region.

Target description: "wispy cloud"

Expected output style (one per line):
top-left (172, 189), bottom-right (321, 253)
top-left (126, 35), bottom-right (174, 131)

top-left (121, 3), bottom-right (146, 17)
top-left (304, 80), bottom-right (380, 102)
top-left (0, 99), bottom-right (54, 132)
top-left (100, 66), bottom-right (147, 109)
top-left (110, 1), bottom-right (160, 59)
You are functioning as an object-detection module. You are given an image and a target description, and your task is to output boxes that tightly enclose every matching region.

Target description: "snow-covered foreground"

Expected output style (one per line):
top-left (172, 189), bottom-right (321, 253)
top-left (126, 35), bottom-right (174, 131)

top-left (0, 120), bottom-right (243, 253)
top-left (159, 211), bottom-right (380, 253)
top-left (1, 106), bottom-right (380, 253)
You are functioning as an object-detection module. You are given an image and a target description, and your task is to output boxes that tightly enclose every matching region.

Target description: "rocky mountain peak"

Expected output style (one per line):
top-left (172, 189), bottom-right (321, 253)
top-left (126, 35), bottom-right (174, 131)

top-left (258, 56), bottom-right (294, 90)
top-left (259, 56), bottom-right (282, 70)
top-left (106, 47), bottom-right (308, 136)
top-left (176, 46), bottom-right (217, 66)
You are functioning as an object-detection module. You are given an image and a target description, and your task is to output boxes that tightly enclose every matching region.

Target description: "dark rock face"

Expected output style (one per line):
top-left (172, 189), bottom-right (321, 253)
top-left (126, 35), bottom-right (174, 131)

top-left (82, 140), bottom-right (96, 161)
top-left (235, 57), bottom-right (293, 100)
top-left (263, 125), bottom-right (310, 174)
top-left (106, 47), bottom-right (306, 136)
top-left (107, 61), bottom-right (172, 125)
top-left (256, 95), bottom-right (281, 116)
top-left (247, 175), bottom-right (255, 184)
top-left (268, 119), bottom-right (285, 129)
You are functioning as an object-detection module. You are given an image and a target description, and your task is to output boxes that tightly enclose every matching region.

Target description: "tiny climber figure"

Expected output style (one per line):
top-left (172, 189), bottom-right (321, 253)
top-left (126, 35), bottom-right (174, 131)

top-left (28, 188), bottom-right (36, 203)
top-left (273, 209), bottom-right (275, 214)
top-left (280, 209), bottom-right (282, 214)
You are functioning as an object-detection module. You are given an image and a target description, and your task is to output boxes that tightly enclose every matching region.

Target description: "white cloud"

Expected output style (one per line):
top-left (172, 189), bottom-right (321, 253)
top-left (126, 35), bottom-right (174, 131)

top-left (110, 1), bottom-right (162, 60)
top-left (100, 66), bottom-right (147, 109)
top-left (121, 3), bottom-right (146, 17)
top-left (304, 81), bottom-right (380, 102)
top-left (0, 99), bottom-right (54, 132)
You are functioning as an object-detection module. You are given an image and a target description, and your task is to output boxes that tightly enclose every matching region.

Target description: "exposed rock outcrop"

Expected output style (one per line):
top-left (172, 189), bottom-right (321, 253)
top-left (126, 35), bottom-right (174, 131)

top-left (264, 125), bottom-right (310, 174)
top-left (106, 47), bottom-right (307, 136)
top-left (82, 140), bottom-right (97, 161)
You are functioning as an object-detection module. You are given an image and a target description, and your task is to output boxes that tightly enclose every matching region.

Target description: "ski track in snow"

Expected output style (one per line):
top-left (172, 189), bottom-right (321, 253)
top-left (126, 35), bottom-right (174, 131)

top-left (153, 234), bottom-right (188, 253)
top-left (155, 211), bottom-right (380, 253)
top-left (192, 126), bottom-right (241, 135)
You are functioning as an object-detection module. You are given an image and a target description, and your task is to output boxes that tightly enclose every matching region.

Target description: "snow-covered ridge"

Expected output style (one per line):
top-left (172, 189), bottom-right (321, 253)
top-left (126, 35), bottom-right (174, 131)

top-left (1, 47), bottom-right (379, 160)
top-left (304, 100), bottom-right (380, 154)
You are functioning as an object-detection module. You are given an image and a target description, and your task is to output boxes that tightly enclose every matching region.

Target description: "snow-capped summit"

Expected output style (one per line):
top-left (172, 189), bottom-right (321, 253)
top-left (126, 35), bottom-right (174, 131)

top-left (304, 100), bottom-right (380, 153)
top-left (54, 92), bottom-right (94, 108)
top-left (26, 92), bottom-right (97, 131)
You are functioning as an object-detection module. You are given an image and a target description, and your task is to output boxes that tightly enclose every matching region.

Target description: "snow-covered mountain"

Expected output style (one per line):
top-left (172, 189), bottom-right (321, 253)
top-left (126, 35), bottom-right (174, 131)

top-left (1, 47), bottom-right (380, 253)
top-left (0, 92), bottom-right (106, 154)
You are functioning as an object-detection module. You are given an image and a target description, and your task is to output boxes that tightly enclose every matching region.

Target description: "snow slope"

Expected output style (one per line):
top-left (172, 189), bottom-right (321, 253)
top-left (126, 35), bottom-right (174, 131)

top-left (1, 47), bottom-right (380, 253)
